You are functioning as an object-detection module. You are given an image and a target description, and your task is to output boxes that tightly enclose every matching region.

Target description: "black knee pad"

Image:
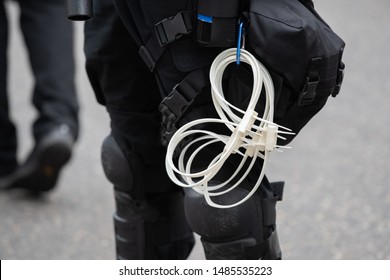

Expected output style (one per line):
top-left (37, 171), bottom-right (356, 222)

top-left (184, 180), bottom-right (284, 260)
top-left (101, 134), bottom-right (134, 192)
top-left (101, 135), bottom-right (194, 259)
top-left (101, 134), bottom-right (178, 195)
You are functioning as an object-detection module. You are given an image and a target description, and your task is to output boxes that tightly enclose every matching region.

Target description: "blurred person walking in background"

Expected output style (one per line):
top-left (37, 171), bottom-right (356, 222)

top-left (0, 0), bottom-right (79, 192)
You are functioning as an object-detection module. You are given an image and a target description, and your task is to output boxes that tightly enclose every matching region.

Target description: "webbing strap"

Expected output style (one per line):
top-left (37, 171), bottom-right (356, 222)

top-left (138, 33), bottom-right (165, 71)
top-left (138, 11), bottom-right (193, 71)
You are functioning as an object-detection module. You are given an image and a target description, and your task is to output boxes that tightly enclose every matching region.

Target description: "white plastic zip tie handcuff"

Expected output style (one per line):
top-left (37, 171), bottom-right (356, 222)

top-left (165, 45), bottom-right (294, 209)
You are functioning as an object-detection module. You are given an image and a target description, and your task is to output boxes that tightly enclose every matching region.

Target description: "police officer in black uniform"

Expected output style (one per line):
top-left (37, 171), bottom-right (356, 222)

top-left (0, 0), bottom-right (79, 191)
top-left (71, 0), bottom-right (346, 260)
top-left (81, 0), bottom-right (286, 260)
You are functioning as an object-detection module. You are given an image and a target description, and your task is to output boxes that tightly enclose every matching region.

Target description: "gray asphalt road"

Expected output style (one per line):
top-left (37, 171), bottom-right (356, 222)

top-left (1, 0), bottom-right (389, 260)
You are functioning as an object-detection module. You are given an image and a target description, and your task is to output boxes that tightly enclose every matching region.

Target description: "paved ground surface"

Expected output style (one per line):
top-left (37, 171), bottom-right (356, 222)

top-left (0, 0), bottom-right (389, 260)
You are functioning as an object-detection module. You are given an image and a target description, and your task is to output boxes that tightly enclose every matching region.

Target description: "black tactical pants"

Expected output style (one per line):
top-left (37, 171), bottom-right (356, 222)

top-left (84, 0), bottom-right (187, 191)
top-left (85, 0), bottom-right (197, 259)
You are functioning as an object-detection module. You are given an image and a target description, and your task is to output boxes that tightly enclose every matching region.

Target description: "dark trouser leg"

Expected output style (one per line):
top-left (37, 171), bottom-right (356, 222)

top-left (0, 2), bottom-right (18, 176)
top-left (0, 0), bottom-right (77, 191)
top-left (85, 0), bottom-right (194, 259)
top-left (18, 0), bottom-right (79, 141)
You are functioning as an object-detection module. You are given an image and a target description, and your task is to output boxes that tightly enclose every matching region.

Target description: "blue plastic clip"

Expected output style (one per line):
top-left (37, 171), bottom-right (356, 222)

top-left (236, 21), bottom-right (244, 65)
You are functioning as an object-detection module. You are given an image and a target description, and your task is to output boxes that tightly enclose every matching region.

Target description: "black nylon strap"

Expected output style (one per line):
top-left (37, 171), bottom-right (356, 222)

top-left (138, 33), bottom-right (165, 71)
top-left (138, 11), bottom-right (193, 71)
top-left (198, 0), bottom-right (241, 18)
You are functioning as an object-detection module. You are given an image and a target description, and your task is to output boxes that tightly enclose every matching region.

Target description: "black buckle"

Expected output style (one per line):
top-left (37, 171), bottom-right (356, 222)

top-left (332, 65), bottom-right (345, 97)
top-left (160, 125), bottom-right (179, 147)
top-left (159, 102), bottom-right (176, 132)
top-left (159, 102), bottom-right (178, 147)
top-left (155, 12), bottom-right (192, 46)
top-left (159, 83), bottom-right (194, 145)
top-left (298, 76), bottom-right (320, 106)
top-left (159, 85), bottom-right (192, 129)
top-left (162, 83), bottom-right (193, 117)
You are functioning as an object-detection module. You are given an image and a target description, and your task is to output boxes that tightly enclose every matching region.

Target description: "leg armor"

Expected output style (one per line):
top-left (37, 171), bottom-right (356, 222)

top-left (184, 178), bottom-right (284, 260)
top-left (101, 135), bottom-right (194, 260)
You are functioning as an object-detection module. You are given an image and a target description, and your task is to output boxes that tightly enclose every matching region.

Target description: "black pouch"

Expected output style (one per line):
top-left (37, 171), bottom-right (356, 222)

top-left (158, 0), bottom-right (346, 146)
top-left (245, 0), bottom-right (345, 144)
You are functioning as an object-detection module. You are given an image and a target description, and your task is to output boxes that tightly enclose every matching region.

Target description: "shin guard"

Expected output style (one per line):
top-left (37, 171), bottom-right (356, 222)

top-left (101, 135), bottom-right (194, 259)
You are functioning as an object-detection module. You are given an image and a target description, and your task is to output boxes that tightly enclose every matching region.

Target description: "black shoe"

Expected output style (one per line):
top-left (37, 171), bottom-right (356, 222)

top-left (0, 125), bottom-right (74, 192)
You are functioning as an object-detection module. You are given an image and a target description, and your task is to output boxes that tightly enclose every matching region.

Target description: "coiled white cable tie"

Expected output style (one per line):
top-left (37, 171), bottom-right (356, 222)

top-left (165, 48), bottom-right (294, 208)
